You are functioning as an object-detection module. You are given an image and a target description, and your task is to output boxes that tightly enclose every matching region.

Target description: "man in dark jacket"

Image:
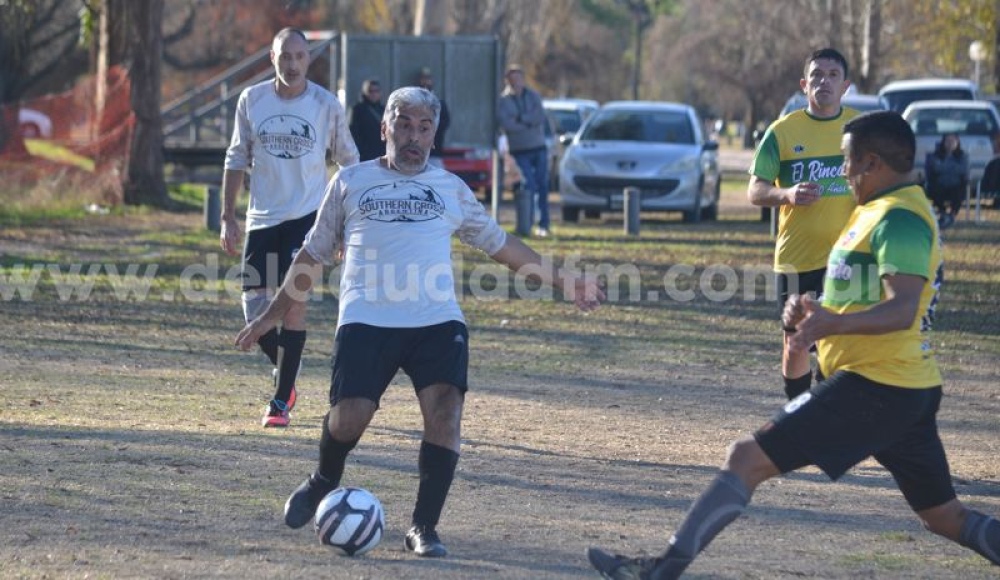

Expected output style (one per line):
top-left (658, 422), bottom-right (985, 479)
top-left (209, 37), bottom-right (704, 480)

top-left (349, 79), bottom-right (386, 161)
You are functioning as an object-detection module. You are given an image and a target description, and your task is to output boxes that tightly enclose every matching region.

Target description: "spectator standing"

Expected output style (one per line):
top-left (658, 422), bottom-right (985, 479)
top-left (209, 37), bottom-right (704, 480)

top-left (220, 27), bottom-right (359, 428)
top-left (497, 64), bottom-right (551, 237)
top-left (349, 79), bottom-right (386, 161)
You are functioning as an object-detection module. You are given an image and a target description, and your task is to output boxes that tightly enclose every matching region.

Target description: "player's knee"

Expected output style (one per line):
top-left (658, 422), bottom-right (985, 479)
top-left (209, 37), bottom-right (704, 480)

top-left (916, 500), bottom-right (965, 541)
top-left (723, 436), bottom-right (775, 489)
top-left (241, 288), bottom-right (272, 323)
top-left (421, 388), bottom-right (463, 435)
top-left (329, 399), bottom-right (375, 440)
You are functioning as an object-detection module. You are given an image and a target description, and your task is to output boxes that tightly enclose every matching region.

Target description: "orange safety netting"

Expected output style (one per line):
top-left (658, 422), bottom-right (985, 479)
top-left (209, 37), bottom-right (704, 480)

top-left (0, 65), bottom-right (134, 187)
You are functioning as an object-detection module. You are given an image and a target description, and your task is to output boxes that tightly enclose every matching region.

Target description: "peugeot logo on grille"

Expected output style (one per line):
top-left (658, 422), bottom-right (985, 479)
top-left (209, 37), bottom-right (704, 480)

top-left (617, 160), bottom-right (637, 170)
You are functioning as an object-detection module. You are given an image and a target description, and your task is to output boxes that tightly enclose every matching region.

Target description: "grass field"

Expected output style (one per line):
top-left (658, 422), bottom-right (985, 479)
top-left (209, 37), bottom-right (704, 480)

top-left (1, 179), bottom-right (998, 579)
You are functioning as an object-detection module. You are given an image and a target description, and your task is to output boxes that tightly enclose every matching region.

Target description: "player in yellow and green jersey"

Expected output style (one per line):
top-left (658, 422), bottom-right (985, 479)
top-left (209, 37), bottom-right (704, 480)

top-left (748, 48), bottom-right (859, 400)
top-left (588, 111), bottom-right (1000, 580)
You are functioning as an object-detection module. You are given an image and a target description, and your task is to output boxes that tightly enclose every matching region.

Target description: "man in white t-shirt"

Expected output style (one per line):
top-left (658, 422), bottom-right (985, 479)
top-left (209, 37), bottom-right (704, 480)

top-left (235, 86), bottom-right (604, 558)
top-left (221, 28), bottom-right (359, 429)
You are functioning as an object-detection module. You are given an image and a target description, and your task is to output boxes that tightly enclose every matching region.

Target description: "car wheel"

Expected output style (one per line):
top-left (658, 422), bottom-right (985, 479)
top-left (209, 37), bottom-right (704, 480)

top-left (682, 194), bottom-right (702, 224)
top-left (562, 206), bottom-right (581, 223)
top-left (700, 183), bottom-right (720, 221)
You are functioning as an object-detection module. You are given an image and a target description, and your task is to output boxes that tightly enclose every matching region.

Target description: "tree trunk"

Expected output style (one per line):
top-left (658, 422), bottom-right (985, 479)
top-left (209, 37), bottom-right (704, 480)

top-left (123, 0), bottom-right (169, 208)
top-left (632, 17), bottom-right (642, 101)
top-left (860, 0), bottom-right (881, 94)
top-left (414, 0), bottom-right (448, 36)
top-left (995, 0), bottom-right (1000, 94)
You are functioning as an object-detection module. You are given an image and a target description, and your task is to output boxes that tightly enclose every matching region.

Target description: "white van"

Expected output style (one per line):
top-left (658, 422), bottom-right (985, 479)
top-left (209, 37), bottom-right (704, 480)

top-left (878, 78), bottom-right (978, 113)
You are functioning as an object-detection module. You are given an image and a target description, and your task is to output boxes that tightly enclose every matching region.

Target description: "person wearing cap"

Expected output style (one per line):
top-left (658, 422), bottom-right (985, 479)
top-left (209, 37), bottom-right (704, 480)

top-left (497, 64), bottom-right (551, 237)
top-left (416, 67), bottom-right (450, 167)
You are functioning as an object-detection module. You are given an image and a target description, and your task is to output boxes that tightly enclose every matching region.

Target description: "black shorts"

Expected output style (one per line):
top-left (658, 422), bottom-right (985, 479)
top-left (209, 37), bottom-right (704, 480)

top-left (241, 211), bottom-right (317, 291)
top-left (329, 321), bottom-right (469, 407)
top-left (776, 268), bottom-right (826, 320)
top-left (754, 371), bottom-right (955, 511)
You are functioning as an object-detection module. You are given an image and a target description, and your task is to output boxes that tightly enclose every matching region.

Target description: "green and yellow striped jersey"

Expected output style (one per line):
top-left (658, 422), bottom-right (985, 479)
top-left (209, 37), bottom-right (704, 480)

top-left (818, 184), bottom-right (943, 388)
top-left (750, 107), bottom-right (859, 273)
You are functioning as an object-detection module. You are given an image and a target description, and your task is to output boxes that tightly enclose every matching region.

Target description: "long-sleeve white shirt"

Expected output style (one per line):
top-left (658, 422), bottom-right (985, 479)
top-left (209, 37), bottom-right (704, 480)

top-left (303, 160), bottom-right (507, 329)
top-left (225, 80), bottom-right (360, 230)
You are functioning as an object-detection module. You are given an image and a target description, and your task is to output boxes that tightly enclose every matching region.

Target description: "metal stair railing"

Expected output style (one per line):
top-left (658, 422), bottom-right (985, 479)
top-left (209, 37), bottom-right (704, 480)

top-left (163, 34), bottom-right (337, 147)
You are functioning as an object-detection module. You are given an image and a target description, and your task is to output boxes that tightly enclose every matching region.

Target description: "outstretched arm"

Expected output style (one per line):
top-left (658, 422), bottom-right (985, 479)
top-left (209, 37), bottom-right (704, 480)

top-left (489, 236), bottom-right (605, 312)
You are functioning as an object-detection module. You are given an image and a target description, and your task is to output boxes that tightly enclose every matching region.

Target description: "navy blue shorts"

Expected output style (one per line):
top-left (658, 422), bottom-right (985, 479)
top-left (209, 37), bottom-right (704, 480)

top-left (776, 268), bottom-right (826, 320)
top-left (754, 370), bottom-right (956, 511)
top-left (241, 211), bottom-right (317, 291)
top-left (329, 321), bottom-right (469, 407)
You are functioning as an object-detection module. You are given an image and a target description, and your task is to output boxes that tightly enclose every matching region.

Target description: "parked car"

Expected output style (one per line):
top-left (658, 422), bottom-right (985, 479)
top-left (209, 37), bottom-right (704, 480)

top-left (440, 144), bottom-right (493, 200)
top-left (558, 100), bottom-right (720, 223)
top-left (544, 98), bottom-right (599, 135)
top-left (779, 92), bottom-right (888, 117)
top-left (544, 98), bottom-right (599, 189)
top-left (878, 78), bottom-right (978, 113)
top-left (901, 99), bottom-right (1000, 184)
top-left (18, 108), bottom-right (53, 139)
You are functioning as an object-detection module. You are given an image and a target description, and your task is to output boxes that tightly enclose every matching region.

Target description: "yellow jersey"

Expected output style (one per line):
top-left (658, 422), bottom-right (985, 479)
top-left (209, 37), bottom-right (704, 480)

top-left (750, 107), bottom-right (859, 273)
top-left (817, 184), bottom-right (943, 388)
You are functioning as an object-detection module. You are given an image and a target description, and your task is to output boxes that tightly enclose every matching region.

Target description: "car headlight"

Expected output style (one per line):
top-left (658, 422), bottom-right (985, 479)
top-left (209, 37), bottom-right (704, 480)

top-left (660, 156), bottom-right (698, 175)
top-left (563, 153), bottom-right (593, 173)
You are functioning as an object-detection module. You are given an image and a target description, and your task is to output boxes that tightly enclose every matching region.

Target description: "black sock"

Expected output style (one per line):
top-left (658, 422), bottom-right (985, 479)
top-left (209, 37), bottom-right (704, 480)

top-left (412, 441), bottom-right (459, 529)
top-left (783, 372), bottom-right (812, 400)
top-left (317, 412), bottom-right (358, 486)
top-left (258, 328), bottom-right (279, 366)
top-left (653, 470), bottom-right (750, 578)
top-left (275, 329), bottom-right (306, 404)
top-left (959, 509), bottom-right (1000, 565)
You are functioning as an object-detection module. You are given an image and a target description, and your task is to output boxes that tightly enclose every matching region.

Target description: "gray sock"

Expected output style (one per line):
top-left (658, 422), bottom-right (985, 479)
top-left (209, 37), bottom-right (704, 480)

top-left (960, 509), bottom-right (1000, 565)
top-left (652, 470), bottom-right (751, 579)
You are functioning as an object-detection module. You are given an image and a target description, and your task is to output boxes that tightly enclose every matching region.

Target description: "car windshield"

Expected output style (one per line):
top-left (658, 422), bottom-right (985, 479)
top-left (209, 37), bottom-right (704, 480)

top-left (908, 108), bottom-right (999, 136)
top-left (581, 110), bottom-right (693, 144)
top-left (882, 89), bottom-right (974, 113)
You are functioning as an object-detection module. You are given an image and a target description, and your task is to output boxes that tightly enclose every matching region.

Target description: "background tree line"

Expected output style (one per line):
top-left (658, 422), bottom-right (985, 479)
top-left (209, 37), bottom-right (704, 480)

top-left (2, 0), bottom-right (997, 206)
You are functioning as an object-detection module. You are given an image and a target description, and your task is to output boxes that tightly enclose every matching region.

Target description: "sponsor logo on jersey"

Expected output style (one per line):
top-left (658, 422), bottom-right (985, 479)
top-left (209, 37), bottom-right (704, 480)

top-left (790, 159), bottom-right (846, 183)
top-left (259, 115), bottom-right (317, 159)
top-left (359, 180), bottom-right (446, 223)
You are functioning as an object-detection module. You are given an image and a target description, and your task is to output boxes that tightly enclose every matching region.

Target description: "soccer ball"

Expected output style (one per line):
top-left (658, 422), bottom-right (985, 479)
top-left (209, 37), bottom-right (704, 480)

top-left (314, 487), bottom-right (385, 556)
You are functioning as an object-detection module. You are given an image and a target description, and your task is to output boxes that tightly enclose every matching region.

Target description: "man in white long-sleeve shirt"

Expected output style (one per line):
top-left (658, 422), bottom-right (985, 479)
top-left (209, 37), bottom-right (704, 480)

top-left (235, 86), bottom-right (604, 558)
top-left (221, 27), bottom-right (359, 428)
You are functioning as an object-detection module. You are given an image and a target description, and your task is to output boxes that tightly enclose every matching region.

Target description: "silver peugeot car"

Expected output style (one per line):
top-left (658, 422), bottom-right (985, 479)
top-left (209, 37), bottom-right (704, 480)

top-left (558, 101), bottom-right (720, 223)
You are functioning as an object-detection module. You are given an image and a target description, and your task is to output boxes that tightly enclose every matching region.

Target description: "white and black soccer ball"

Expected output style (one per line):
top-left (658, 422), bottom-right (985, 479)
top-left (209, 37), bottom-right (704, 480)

top-left (314, 486), bottom-right (385, 556)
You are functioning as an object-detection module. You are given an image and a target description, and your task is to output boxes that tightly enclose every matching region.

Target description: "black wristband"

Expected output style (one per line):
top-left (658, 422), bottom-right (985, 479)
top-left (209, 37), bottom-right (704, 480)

top-left (782, 325), bottom-right (797, 333)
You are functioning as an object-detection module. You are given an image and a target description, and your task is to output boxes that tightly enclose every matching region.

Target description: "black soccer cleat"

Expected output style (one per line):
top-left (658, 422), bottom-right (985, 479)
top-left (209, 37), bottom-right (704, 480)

top-left (284, 473), bottom-right (335, 529)
top-left (586, 547), bottom-right (669, 580)
top-left (404, 524), bottom-right (448, 558)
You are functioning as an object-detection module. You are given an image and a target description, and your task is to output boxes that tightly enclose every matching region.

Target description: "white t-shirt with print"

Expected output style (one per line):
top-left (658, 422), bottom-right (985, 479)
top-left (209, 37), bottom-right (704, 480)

top-left (224, 80), bottom-right (359, 231)
top-left (303, 160), bottom-right (507, 329)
